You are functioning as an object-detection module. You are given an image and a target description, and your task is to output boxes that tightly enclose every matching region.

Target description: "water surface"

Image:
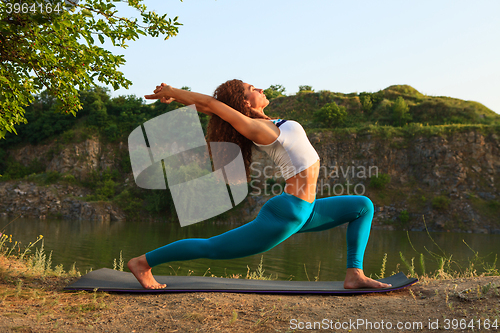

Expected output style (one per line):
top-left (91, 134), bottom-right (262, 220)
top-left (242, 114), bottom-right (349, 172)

top-left (2, 218), bottom-right (498, 281)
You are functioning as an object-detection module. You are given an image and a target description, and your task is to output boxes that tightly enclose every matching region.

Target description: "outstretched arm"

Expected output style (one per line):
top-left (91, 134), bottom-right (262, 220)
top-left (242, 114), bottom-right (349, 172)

top-left (147, 83), bottom-right (214, 116)
top-left (144, 84), bottom-right (278, 145)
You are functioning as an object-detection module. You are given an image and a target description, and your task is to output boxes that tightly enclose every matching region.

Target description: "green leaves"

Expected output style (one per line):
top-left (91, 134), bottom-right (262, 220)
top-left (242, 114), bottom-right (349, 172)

top-left (0, 0), bottom-right (182, 139)
top-left (313, 102), bottom-right (347, 128)
top-left (392, 96), bottom-right (412, 127)
top-left (81, 8), bottom-right (92, 17)
top-left (264, 84), bottom-right (286, 100)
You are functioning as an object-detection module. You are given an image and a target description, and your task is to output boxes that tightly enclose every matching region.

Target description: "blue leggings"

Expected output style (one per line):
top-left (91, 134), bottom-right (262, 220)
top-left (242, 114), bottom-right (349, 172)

top-left (146, 193), bottom-right (374, 269)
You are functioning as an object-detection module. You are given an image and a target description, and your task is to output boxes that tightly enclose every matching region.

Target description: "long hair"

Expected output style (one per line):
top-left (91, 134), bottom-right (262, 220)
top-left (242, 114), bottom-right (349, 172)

top-left (207, 79), bottom-right (270, 181)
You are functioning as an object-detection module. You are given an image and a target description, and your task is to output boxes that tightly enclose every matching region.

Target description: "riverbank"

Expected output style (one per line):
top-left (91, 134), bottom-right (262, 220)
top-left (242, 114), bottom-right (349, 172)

top-left (2, 177), bottom-right (500, 236)
top-left (1, 251), bottom-right (499, 332)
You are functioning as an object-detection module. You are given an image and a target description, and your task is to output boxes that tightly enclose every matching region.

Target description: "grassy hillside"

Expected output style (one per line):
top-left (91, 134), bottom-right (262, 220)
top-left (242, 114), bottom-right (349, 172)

top-left (265, 85), bottom-right (500, 130)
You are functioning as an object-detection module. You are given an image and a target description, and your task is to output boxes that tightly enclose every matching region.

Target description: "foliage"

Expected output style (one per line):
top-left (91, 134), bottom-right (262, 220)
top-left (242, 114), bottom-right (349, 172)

top-left (432, 195), bottom-right (451, 210)
top-left (84, 168), bottom-right (120, 201)
top-left (113, 189), bottom-right (143, 218)
top-left (143, 189), bottom-right (175, 217)
top-left (0, 85), bottom-right (194, 149)
top-left (359, 92), bottom-right (373, 112)
top-left (392, 96), bottom-right (412, 127)
top-left (313, 101), bottom-right (347, 128)
top-left (265, 85), bottom-right (499, 132)
top-left (0, 0), bottom-right (182, 138)
top-left (369, 173), bottom-right (391, 189)
top-left (263, 84), bottom-right (286, 100)
top-left (298, 85), bottom-right (314, 92)
top-left (0, 157), bottom-right (46, 180)
top-left (399, 209), bottom-right (410, 224)
top-left (0, 90), bottom-right (82, 146)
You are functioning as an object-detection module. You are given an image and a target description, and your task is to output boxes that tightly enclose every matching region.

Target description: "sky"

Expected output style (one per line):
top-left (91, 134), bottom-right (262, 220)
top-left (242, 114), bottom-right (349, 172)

top-left (94, 0), bottom-right (500, 114)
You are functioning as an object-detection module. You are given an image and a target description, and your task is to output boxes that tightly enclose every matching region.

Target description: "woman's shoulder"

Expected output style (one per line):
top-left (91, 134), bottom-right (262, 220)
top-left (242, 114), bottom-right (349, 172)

top-left (270, 118), bottom-right (288, 127)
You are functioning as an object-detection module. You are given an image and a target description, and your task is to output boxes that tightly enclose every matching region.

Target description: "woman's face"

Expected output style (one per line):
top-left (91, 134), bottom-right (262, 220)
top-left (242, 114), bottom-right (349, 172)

top-left (243, 83), bottom-right (269, 112)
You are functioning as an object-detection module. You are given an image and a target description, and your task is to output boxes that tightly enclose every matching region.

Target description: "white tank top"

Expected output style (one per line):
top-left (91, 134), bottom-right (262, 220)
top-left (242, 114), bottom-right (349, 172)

top-left (253, 119), bottom-right (320, 180)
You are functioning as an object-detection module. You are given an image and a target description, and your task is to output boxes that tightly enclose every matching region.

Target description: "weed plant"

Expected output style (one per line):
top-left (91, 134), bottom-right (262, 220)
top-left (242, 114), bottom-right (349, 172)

top-left (396, 217), bottom-right (499, 279)
top-left (0, 233), bottom-right (79, 278)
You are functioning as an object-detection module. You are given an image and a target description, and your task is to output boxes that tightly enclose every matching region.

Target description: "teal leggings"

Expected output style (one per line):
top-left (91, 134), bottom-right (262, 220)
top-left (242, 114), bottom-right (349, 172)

top-left (146, 193), bottom-right (374, 269)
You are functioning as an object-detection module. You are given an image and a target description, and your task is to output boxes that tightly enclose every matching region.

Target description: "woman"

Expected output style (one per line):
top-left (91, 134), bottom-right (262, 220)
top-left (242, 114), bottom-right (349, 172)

top-left (128, 79), bottom-right (391, 290)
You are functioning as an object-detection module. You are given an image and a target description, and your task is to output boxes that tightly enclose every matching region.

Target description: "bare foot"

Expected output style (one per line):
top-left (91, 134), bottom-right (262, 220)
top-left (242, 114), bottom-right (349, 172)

top-left (344, 268), bottom-right (392, 289)
top-left (127, 255), bottom-right (166, 289)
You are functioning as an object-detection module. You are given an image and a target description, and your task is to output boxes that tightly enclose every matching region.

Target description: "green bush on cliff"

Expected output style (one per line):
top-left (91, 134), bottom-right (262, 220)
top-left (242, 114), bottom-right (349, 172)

top-left (432, 195), bottom-right (451, 210)
top-left (314, 102), bottom-right (347, 128)
top-left (0, 157), bottom-right (46, 181)
top-left (399, 209), bottom-right (410, 225)
top-left (369, 173), bottom-right (391, 189)
top-left (359, 93), bottom-right (373, 112)
top-left (392, 96), bottom-right (412, 127)
top-left (113, 189), bottom-right (143, 218)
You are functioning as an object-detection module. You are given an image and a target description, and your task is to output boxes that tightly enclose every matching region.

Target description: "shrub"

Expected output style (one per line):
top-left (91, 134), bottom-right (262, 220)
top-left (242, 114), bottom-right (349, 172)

top-left (298, 85), bottom-right (314, 92)
top-left (432, 195), bottom-right (451, 210)
top-left (318, 90), bottom-right (335, 104)
top-left (86, 99), bottom-right (108, 126)
top-left (62, 174), bottom-right (77, 184)
top-left (2, 158), bottom-right (46, 180)
top-left (61, 129), bottom-right (75, 144)
top-left (104, 124), bottom-right (119, 141)
top-left (264, 84), bottom-right (286, 100)
top-left (45, 171), bottom-right (62, 184)
top-left (96, 179), bottom-right (116, 199)
top-left (369, 173), bottom-right (391, 189)
top-left (359, 93), bottom-right (373, 112)
top-left (488, 200), bottom-right (500, 209)
top-left (313, 102), bottom-right (347, 128)
top-left (392, 96), bottom-right (412, 127)
top-left (399, 209), bottom-right (410, 224)
top-left (265, 177), bottom-right (282, 195)
top-left (114, 189), bottom-right (145, 218)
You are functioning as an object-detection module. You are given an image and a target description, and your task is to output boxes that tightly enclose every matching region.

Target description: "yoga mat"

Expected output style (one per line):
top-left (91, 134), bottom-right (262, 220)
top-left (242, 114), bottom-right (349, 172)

top-left (64, 268), bottom-right (418, 294)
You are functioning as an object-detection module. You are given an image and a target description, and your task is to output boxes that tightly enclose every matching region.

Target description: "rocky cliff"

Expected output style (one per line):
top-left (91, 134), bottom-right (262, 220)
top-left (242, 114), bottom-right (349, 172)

top-left (1, 127), bottom-right (499, 233)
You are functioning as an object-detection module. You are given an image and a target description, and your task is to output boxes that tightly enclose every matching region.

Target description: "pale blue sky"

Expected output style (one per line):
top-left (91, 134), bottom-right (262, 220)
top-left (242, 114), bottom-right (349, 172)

top-left (96, 0), bottom-right (500, 113)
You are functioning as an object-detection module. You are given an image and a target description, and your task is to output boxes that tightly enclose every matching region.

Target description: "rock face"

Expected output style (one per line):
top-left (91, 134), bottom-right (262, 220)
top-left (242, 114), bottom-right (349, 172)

top-left (12, 136), bottom-right (118, 181)
top-left (305, 130), bottom-right (500, 233)
top-left (1, 129), bottom-right (499, 233)
top-left (1, 136), bottom-right (126, 222)
top-left (0, 181), bottom-right (126, 222)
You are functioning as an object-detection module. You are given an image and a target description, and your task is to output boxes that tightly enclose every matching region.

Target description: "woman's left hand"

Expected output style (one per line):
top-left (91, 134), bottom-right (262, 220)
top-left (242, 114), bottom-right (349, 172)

top-left (145, 83), bottom-right (176, 104)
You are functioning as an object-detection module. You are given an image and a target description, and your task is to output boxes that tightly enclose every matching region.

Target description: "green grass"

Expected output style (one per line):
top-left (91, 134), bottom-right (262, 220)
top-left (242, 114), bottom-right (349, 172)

top-left (399, 218), bottom-right (499, 279)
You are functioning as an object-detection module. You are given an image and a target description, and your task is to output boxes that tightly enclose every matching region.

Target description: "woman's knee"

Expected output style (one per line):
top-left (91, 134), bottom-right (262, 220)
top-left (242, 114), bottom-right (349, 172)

top-left (358, 196), bottom-right (374, 213)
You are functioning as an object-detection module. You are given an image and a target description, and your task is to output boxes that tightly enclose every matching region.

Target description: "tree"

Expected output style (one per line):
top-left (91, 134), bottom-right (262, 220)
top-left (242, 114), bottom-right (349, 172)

top-left (313, 101), bottom-right (347, 128)
top-left (359, 92), bottom-right (373, 112)
top-left (0, 0), bottom-right (182, 139)
top-left (298, 85), bottom-right (313, 92)
top-left (263, 84), bottom-right (285, 100)
top-left (392, 96), bottom-right (412, 126)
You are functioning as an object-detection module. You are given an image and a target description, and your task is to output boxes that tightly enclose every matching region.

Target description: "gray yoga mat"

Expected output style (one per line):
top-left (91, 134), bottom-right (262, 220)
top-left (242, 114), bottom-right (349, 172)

top-left (64, 268), bottom-right (418, 294)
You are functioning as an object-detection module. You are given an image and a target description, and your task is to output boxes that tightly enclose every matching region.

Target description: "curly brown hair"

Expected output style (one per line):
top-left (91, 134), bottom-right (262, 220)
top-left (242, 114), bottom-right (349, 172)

top-left (207, 79), bottom-right (271, 181)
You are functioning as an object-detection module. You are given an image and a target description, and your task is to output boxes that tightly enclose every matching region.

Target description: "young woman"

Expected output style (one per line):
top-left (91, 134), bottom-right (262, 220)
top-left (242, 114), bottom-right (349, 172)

top-left (128, 79), bottom-right (391, 290)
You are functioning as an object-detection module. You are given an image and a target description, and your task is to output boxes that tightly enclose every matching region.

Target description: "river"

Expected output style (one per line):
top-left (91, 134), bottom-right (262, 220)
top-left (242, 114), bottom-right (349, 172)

top-left (1, 218), bottom-right (498, 281)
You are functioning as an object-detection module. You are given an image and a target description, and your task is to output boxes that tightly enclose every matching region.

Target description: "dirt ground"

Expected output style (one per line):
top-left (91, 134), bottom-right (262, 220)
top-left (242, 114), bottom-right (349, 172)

top-left (1, 256), bottom-right (499, 333)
